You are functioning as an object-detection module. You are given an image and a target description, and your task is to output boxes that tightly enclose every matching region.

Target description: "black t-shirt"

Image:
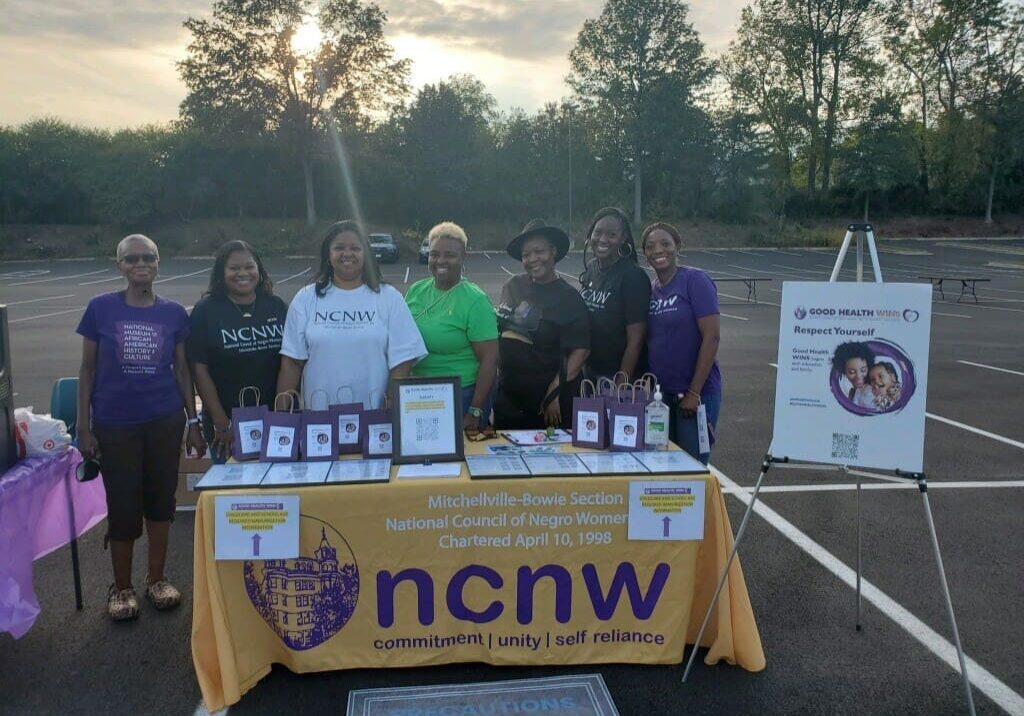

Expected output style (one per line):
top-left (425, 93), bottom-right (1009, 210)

top-left (496, 275), bottom-right (590, 392)
top-left (579, 258), bottom-right (651, 376)
top-left (186, 293), bottom-right (288, 415)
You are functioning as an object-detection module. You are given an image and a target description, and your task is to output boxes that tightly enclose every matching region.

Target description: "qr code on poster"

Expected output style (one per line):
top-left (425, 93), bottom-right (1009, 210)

top-left (831, 432), bottom-right (859, 461)
top-left (416, 416), bottom-right (440, 442)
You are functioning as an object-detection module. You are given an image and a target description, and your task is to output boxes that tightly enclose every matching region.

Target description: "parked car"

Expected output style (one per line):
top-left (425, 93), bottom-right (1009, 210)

top-left (418, 237), bottom-right (430, 264)
top-left (369, 233), bottom-right (398, 264)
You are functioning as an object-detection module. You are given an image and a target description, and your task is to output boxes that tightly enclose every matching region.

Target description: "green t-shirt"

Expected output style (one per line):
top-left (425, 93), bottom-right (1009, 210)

top-left (405, 278), bottom-right (499, 385)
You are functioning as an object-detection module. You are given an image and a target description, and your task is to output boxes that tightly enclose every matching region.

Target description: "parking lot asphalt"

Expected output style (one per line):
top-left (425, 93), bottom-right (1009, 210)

top-left (1, 237), bottom-right (1022, 715)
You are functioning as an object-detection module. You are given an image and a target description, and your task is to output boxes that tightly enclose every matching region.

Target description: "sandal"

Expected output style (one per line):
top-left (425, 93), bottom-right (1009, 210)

top-left (145, 578), bottom-right (182, 610)
top-left (107, 584), bottom-right (139, 621)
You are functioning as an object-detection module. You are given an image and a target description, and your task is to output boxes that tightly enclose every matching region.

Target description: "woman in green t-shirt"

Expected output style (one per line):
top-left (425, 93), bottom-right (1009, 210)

top-left (405, 222), bottom-right (499, 430)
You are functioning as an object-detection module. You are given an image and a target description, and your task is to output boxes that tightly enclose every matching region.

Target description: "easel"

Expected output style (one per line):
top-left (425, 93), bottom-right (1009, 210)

top-left (681, 224), bottom-right (977, 716)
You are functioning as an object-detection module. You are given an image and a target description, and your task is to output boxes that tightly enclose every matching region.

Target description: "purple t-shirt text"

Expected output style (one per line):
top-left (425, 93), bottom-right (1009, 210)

top-left (646, 267), bottom-right (722, 397)
top-left (76, 292), bottom-right (189, 425)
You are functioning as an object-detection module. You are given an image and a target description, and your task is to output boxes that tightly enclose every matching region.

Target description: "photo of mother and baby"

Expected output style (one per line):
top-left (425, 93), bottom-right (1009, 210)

top-left (831, 341), bottom-right (904, 412)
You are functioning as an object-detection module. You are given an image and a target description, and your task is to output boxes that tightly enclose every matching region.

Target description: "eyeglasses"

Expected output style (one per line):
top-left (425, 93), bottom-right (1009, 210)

top-left (121, 254), bottom-right (158, 265)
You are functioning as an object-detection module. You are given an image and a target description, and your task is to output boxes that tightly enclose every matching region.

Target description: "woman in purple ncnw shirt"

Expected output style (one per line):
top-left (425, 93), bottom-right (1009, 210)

top-left (642, 222), bottom-right (722, 464)
top-left (76, 234), bottom-right (205, 621)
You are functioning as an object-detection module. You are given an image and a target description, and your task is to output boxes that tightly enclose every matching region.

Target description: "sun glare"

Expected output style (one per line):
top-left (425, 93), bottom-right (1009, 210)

top-left (291, 18), bottom-right (324, 56)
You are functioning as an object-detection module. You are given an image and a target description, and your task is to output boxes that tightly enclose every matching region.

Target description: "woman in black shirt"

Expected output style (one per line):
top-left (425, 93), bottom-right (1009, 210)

top-left (578, 207), bottom-right (650, 384)
top-left (494, 220), bottom-right (590, 429)
top-left (188, 241), bottom-right (288, 462)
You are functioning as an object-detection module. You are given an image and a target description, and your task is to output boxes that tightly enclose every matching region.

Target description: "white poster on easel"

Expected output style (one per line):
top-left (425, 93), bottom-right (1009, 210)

top-left (772, 282), bottom-right (932, 472)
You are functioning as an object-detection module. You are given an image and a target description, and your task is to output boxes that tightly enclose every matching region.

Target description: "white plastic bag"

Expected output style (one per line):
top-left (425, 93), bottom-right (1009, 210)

top-left (14, 407), bottom-right (72, 459)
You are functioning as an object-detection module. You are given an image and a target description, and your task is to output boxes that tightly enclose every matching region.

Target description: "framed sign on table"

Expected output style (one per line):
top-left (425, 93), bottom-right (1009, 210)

top-left (390, 377), bottom-right (464, 465)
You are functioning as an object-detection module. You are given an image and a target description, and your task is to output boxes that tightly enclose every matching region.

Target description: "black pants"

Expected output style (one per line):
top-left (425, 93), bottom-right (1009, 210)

top-left (93, 411), bottom-right (185, 541)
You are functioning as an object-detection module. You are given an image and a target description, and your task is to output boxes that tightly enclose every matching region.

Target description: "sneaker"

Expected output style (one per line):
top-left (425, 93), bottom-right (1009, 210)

top-left (145, 578), bottom-right (182, 610)
top-left (107, 584), bottom-right (139, 621)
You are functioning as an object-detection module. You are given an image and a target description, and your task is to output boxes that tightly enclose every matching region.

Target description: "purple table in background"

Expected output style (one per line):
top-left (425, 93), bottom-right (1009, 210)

top-left (0, 449), bottom-right (106, 639)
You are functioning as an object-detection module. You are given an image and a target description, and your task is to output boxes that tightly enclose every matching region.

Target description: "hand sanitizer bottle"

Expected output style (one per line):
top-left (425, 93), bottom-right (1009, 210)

top-left (645, 384), bottom-right (670, 450)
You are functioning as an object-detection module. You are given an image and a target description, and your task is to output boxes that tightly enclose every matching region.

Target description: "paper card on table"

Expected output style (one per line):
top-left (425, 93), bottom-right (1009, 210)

top-left (336, 413), bottom-right (361, 445)
top-left (325, 459), bottom-right (391, 485)
top-left (610, 414), bottom-right (642, 450)
top-left (502, 429), bottom-right (573, 446)
top-left (214, 494), bottom-right (299, 560)
top-left (304, 423), bottom-right (335, 460)
top-left (487, 445), bottom-right (558, 456)
top-left (260, 461), bottom-right (331, 487)
top-left (195, 463), bottom-right (271, 491)
top-left (630, 450), bottom-right (708, 474)
top-left (522, 453), bottom-right (591, 476)
top-left (465, 455), bottom-right (531, 479)
top-left (627, 481), bottom-right (705, 541)
top-left (366, 422), bottom-right (393, 456)
top-left (396, 463), bottom-right (463, 479)
top-left (264, 425), bottom-right (296, 459)
top-left (236, 419), bottom-right (265, 456)
top-left (576, 452), bottom-right (649, 475)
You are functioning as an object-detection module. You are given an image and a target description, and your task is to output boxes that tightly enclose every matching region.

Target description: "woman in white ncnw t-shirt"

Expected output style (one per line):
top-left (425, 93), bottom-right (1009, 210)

top-left (277, 221), bottom-right (427, 409)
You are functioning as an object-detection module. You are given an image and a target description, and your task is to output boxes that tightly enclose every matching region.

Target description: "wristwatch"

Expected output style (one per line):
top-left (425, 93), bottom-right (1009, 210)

top-left (467, 406), bottom-right (483, 419)
top-left (186, 416), bottom-right (201, 427)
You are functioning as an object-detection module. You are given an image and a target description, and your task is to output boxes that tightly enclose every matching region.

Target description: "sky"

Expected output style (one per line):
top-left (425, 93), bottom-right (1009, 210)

top-left (0, 0), bottom-right (748, 129)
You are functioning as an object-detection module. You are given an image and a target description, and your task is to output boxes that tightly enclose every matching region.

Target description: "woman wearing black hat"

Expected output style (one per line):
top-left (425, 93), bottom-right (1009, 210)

top-left (494, 220), bottom-right (590, 428)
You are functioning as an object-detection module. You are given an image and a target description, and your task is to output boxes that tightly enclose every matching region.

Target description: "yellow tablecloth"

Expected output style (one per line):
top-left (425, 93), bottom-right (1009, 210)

top-left (192, 443), bottom-right (765, 710)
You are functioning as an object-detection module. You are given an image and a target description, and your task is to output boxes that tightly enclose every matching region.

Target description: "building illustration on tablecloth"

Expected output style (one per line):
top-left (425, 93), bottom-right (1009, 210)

top-left (244, 524), bottom-right (359, 650)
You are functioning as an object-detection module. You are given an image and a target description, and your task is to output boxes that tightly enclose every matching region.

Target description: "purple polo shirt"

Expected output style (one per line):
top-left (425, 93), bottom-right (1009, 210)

top-left (646, 267), bottom-right (722, 397)
top-left (76, 291), bottom-right (189, 425)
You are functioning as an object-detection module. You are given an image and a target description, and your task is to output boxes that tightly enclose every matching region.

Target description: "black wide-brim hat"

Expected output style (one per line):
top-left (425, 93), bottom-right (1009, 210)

top-left (506, 219), bottom-right (571, 262)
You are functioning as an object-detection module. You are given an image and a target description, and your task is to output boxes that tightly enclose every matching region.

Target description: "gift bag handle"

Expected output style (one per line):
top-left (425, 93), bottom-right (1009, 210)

top-left (335, 386), bottom-right (355, 404)
top-left (274, 390), bottom-right (301, 413)
top-left (579, 378), bottom-right (597, 399)
top-left (597, 376), bottom-right (616, 396)
top-left (238, 386), bottom-right (261, 408)
top-left (616, 383), bottom-right (638, 403)
top-left (309, 388), bottom-right (330, 411)
top-left (636, 372), bottom-right (658, 395)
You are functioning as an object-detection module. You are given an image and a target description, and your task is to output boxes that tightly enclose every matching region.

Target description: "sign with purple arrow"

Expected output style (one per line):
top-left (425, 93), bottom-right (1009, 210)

top-left (214, 494), bottom-right (300, 560)
top-left (627, 481), bottom-right (705, 541)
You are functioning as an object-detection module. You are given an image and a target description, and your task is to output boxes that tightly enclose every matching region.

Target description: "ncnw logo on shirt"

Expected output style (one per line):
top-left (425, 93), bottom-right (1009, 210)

top-left (221, 325), bottom-right (285, 344)
top-left (581, 287), bottom-right (611, 309)
top-left (650, 295), bottom-right (680, 315)
top-left (314, 310), bottom-right (376, 324)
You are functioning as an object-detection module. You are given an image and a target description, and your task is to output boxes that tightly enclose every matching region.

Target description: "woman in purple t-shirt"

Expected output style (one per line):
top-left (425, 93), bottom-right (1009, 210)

top-left (76, 234), bottom-right (205, 621)
top-left (641, 223), bottom-right (722, 463)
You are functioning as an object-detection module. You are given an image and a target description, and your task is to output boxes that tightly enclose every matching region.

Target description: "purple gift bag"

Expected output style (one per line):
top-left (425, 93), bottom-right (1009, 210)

top-left (232, 386), bottom-right (268, 462)
top-left (608, 384), bottom-right (645, 451)
top-left (329, 386), bottom-right (363, 455)
top-left (360, 407), bottom-right (393, 458)
top-left (301, 389), bottom-right (336, 462)
top-left (260, 391), bottom-right (301, 463)
top-left (572, 379), bottom-right (607, 449)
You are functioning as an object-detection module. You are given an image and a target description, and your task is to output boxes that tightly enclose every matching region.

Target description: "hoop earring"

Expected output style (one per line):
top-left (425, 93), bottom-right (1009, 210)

top-left (617, 243), bottom-right (633, 258)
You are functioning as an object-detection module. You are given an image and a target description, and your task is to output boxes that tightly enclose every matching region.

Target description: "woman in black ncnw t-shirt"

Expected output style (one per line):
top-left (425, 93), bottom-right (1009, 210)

top-left (578, 207), bottom-right (650, 384)
top-left (188, 241), bottom-right (288, 462)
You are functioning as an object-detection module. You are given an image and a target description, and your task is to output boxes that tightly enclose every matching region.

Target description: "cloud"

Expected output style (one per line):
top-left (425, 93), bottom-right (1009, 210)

top-left (378, 0), bottom-right (599, 62)
top-left (0, 0), bottom-right (209, 48)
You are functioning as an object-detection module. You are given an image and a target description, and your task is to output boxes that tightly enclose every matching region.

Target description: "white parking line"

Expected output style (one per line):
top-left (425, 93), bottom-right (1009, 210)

top-left (720, 291), bottom-right (780, 307)
top-left (3, 293), bottom-right (75, 306)
top-left (277, 268), bottom-right (311, 284)
top-left (720, 480), bottom-right (1024, 494)
top-left (483, 252), bottom-right (492, 259)
top-left (720, 312), bottom-right (749, 321)
top-left (500, 266), bottom-right (514, 277)
top-left (712, 465), bottom-right (1024, 716)
top-left (956, 360), bottom-right (1024, 378)
top-left (9, 307), bottom-right (83, 324)
top-left (154, 268), bottom-right (210, 284)
top-left (79, 275), bottom-right (125, 286)
top-left (404, 267), bottom-right (410, 284)
top-left (933, 311), bottom-right (972, 319)
top-left (11, 268), bottom-right (107, 286)
top-left (926, 412), bottom-right (1024, 450)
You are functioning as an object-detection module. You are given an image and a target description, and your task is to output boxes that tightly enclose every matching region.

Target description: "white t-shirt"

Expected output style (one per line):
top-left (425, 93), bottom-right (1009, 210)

top-left (281, 283), bottom-right (427, 409)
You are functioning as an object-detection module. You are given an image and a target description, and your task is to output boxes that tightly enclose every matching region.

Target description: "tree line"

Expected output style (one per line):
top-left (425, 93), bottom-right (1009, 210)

top-left (1, 0), bottom-right (1022, 237)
